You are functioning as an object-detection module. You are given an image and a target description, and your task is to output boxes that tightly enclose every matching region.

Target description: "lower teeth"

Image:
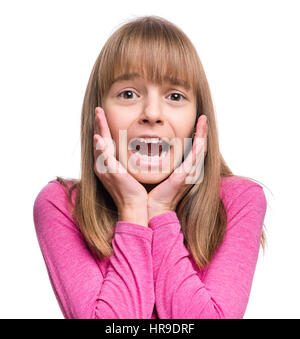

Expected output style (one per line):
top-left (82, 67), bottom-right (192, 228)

top-left (134, 150), bottom-right (168, 160)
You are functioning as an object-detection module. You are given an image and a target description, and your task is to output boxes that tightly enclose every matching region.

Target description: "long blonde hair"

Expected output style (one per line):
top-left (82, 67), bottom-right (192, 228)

top-left (57, 15), bottom-right (266, 269)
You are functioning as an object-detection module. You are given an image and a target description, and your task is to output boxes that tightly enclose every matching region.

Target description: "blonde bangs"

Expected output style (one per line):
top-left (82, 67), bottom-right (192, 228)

top-left (98, 17), bottom-right (199, 100)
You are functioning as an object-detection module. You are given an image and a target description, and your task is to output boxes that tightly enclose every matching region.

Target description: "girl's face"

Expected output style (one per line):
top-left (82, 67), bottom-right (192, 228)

top-left (102, 73), bottom-right (197, 187)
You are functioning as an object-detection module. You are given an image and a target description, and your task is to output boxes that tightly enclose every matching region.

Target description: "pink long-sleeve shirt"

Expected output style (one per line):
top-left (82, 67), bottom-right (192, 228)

top-left (33, 176), bottom-right (267, 319)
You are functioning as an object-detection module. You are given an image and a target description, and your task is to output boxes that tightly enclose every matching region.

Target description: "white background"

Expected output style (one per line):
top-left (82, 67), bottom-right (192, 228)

top-left (1, 0), bottom-right (299, 319)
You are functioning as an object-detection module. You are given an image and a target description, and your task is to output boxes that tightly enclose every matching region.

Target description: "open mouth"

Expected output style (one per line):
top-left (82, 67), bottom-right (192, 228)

top-left (129, 137), bottom-right (170, 158)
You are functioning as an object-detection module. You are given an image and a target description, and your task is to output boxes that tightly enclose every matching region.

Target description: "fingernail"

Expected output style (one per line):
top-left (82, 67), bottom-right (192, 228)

top-left (197, 117), bottom-right (203, 127)
top-left (95, 107), bottom-right (103, 115)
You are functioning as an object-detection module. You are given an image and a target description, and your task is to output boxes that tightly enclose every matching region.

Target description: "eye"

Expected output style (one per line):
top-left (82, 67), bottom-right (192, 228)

top-left (167, 92), bottom-right (186, 102)
top-left (118, 90), bottom-right (138, 100)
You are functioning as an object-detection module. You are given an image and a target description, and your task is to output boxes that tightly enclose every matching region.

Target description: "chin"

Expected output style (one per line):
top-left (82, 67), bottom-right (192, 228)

top-left (129, 170), bottom-right (171, 184)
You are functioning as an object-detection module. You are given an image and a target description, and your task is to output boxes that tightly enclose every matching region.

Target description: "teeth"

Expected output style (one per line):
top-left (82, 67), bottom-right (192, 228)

top-left (136, 137), bottom-right (161, 144)
top-left (138, 153), bottom-right (161, 160)
top-left (129, 137), bottom-right (171, 159)
top-left (151, 155), bottom-right (160, 161)
top-left (130, 137), bottom-right (168, 149)
top-left (132, 149), bottom-right (169, 159)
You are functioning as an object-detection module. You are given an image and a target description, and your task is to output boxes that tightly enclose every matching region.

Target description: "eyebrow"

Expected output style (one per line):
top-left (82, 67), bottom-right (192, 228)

top-left (112, 72), bottom-right (191, 90)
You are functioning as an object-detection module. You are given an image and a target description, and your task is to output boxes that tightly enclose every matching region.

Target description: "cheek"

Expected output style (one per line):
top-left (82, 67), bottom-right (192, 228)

top-left (105, 110), bottom-right (129, 139)
top-left (106, 121), bottom-right (131, 160)
top-left (171, 117), bottom-right (195, 158)
top-left (172, 116), bottom-right (195, 140)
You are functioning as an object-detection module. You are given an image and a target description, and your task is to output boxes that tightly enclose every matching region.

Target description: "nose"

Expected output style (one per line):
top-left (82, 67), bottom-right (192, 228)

top-left (138, 89), bottom-right (164, 126)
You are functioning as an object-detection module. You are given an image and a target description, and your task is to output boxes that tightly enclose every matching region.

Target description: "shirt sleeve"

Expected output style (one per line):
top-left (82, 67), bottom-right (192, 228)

top-left (148, 182), bottom-right (267, 319)
top-left (33, 181), bottom-right (155, 319)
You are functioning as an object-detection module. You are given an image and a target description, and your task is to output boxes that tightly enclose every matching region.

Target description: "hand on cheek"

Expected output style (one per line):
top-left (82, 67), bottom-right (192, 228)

top-left (93, 107), bottom-right (149, 211)
top-left (147, 115), bottom-right (208, 221)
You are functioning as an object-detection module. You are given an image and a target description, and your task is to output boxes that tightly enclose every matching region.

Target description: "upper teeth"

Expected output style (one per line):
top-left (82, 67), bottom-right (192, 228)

top-left (135, 138), bottom-right (162, 144)
top-left (129, 137), bottom-right (170, 152)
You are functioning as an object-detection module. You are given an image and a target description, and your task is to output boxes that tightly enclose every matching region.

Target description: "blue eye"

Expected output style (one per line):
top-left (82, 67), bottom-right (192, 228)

top-left (168, 93), bottom-right (185, 102)
top-left (118, 90), bottom-right (138, 99)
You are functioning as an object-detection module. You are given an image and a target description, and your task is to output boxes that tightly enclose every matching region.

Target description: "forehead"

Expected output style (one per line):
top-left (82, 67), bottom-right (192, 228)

top-left (111, 72), bottom-right (192, 91)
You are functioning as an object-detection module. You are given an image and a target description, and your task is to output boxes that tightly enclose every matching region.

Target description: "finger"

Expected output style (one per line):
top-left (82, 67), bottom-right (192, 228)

top-left (174, 119), bottom-right (206, 175)
top-left (184, 116), bottom-right (207, 183)
top-left (194, 115), bottom-right (207, 150)
top-left (191, 115), bottom-right (207, 166)
top-left (95, 107), bottom-right (112, 140)
top-left (195, 115), bottom-right (207, 138)
top-left (94, 146), bottom-right (116, 175)
top-left (95, 107), bottom-right (116, 156)
top-left (94, 134), bottom-right (127, 175)
top-left (203, 117), bottom-right (208, 151)
top-left (94, 134), bottom-right (105, 151)
top-left (185, 146), bottom-right (205, 185)
top-left (174, 145), bottom-right (194, 175)
top-left (94, 110), bottom-right (101, 136)
top-left (185, 156), bottom-right (204, 184)
top-left (185, 141), bottom-right (205, 177)
top-left (94, 134), bottom-right (108, 164)
top-left (192, 115), bottom-right (208, 165)
top-left (96, 150), bottom-right (128, 175)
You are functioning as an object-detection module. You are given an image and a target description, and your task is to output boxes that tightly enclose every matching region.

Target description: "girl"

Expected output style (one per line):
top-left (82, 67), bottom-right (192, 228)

top-left (33, 15), bottom-right (267, 319)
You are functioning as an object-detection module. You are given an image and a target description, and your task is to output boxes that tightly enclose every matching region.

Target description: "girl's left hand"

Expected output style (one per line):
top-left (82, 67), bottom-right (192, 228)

top-left (147, 115), bottom-right (208, 221)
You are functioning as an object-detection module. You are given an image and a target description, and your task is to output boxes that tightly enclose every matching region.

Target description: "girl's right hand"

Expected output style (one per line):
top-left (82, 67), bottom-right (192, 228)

top-left (93, 107), bottom-right (148, 224)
